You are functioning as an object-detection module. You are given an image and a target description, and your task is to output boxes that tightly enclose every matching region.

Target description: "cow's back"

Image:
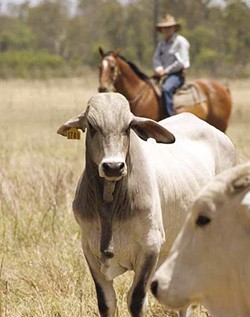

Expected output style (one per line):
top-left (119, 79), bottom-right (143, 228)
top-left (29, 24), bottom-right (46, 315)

top-left (159, 113), bottom-right (236, 172)
top-left (137, 113), bottom-right (236, 263)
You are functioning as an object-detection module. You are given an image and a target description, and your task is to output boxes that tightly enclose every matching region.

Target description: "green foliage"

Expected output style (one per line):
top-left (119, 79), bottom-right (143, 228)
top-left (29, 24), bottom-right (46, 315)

top-left (0, 50), bottom-right (68, 78)
top-left (193, 48), bottom-right (218, 75)
top-left (0, 17), bottom-right (34, 51)
top-left (0, 28), bottom-right (34, 51)
top-left (196, 49), bottom-right (218, 65)
top-left (0, 0), bottom-right (249, 77)
top-left (27, 0), bottom-right (69, 54)
top-left (222, 1), bottom-right (250, 65)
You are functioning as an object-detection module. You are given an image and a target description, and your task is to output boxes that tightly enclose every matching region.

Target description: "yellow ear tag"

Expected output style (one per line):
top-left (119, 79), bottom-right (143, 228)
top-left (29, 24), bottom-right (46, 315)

top-left (66, 127), bottom-right (81, 140)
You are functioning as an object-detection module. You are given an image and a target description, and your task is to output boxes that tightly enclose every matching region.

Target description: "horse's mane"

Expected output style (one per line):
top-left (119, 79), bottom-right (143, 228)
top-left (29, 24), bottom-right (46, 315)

top-left (119, 56), bottom-right (149, 81)
top-left (103, 51), bottom-right (149, 81)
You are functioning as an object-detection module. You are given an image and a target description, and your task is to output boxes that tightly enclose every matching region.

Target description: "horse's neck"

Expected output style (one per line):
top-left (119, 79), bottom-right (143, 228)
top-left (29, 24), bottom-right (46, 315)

top-left (115, 58), bottom-right (145, 98)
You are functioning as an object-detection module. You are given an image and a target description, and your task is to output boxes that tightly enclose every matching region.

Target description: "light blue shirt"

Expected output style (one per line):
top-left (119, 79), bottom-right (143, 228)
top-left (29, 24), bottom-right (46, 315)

top-left (153, 33), bottom-right (190, 74)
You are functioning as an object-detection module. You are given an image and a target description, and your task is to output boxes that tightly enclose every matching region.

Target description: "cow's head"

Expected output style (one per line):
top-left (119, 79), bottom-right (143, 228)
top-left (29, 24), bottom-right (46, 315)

top-left (57, 92), bottom-right (175, 182)
top-left (151, 163), bottom-right (250, 313)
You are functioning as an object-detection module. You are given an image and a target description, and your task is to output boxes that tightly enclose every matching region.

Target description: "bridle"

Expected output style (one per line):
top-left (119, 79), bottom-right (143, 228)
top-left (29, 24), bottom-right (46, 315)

top-left (99, 53), bottom-right (150, 106)
top-left (101, 55), bottom-right (121, 85)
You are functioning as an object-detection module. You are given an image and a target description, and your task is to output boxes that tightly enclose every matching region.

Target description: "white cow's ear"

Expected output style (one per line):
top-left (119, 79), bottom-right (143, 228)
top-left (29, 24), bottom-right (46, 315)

top-left (231, 174), bottom-right (250, 219)
top-left (231, 174), bottom-right (250, 192)
top-left (241, 192), bottom-right (250, 216)
top-left (130, 116), bottom-right (175, 144)
top-left (57, 111), bottom-right (87, 137)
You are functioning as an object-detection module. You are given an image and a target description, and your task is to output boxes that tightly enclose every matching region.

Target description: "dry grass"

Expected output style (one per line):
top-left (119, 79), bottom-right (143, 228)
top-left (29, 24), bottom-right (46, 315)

top-left (0, 77), bottom-right (249, 317)
top-left (226, 80), bottom-right (250, 161)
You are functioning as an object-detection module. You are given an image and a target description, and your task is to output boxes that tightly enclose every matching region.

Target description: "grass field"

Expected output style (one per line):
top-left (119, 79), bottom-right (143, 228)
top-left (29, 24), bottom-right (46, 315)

top-left (0, 77), bottom-right (249, 317)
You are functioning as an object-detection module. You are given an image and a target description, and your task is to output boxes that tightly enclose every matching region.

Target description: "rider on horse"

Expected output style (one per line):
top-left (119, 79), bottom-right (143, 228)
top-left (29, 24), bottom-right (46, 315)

top-left (153, 14), bottom-right (190, 117)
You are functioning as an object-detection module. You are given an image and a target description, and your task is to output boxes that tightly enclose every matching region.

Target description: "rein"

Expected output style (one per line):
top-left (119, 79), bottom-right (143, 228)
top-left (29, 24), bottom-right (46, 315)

top-left (127, 82), bottom-right (149, 105)
top-left (103, 55), bottom-right (150, 106)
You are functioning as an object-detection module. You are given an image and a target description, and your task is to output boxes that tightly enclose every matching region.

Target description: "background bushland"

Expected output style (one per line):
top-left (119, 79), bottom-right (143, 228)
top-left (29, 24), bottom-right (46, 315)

top-left (0, 0), bottom-right (249, 78)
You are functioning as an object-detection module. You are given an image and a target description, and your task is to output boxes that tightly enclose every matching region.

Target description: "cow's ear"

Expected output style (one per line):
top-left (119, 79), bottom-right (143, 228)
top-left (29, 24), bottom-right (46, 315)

top-left (231, 173), bottom-right (250, 219)
top-left (232, 174), bottom-right (250, 192)
top-left (131, 117), bottom-right (175, 144)
top-left (57, 110), bottom-right (88, 137)
top-left (241, 191), bottom-right (250, 217)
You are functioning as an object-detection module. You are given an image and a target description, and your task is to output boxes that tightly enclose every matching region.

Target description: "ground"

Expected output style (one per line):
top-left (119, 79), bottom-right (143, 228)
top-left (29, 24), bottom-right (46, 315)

top-left (0, 77), bottom-right (249, 317)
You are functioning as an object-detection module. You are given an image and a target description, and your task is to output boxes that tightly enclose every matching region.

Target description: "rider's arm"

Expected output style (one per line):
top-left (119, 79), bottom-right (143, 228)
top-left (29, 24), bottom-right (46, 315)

top-left (164, 36), bottom-right (190, 74)
top-left (153, 41), bottom-right (165, 73)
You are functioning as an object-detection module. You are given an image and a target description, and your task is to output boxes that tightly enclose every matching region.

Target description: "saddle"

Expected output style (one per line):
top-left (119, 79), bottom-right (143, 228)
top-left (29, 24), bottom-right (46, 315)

top-left (152, 81), bottom-right (207, 114)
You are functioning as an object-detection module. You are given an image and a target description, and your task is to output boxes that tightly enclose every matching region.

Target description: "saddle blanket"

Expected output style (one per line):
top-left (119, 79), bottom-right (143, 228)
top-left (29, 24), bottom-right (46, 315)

top-left (173, 83), bottom-right (207, 111)
top-left (152, 82), bottom-right (207, 111)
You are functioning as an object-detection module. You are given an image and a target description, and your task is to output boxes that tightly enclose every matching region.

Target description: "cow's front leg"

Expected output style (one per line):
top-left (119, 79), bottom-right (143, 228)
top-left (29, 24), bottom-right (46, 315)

top-left (85, 250), bottom-right (117, 317)
top-left (127, 252), bottom-right (158, 317)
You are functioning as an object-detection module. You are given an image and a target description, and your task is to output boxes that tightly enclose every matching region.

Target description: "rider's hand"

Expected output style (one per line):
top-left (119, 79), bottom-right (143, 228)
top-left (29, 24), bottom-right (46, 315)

top-left (154, 69), bottom-right (167, 78)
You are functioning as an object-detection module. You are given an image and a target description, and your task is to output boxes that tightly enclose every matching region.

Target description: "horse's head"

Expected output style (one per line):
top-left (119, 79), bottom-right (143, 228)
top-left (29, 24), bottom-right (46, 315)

top-left (98, 47), bottom-right (121, 93)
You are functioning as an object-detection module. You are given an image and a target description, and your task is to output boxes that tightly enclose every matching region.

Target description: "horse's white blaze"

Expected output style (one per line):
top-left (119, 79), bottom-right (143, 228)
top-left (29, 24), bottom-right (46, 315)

top-left (102, 59), bottom-right (109, 69)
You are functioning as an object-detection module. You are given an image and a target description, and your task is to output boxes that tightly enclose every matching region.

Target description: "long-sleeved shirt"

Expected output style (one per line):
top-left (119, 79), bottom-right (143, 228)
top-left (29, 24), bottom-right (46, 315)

top-left (153, 33), bottom-right (190, 74)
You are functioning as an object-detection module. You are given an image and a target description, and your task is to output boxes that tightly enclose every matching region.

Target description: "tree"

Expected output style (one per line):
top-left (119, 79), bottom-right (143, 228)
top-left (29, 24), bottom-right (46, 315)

top-left (223, 0), bottom-right (250, 66)
top-left (0, 16), bottom-right (34, 51)
top-left (27, 0), bottom-right (69, 54)
top-left (0, 0), bottom-right (249, 77)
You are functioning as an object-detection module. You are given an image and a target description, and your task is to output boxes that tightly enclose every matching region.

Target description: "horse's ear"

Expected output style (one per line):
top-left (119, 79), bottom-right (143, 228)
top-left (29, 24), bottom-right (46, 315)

top-left (99, 47), bottom-right (105, 57)
top-left (113, 48), bottom-right (121, 57)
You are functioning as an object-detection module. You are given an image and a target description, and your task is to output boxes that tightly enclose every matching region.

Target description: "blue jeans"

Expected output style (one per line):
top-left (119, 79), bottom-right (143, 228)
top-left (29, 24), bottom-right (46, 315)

top-left (162, 71), bottom-right (184, 117)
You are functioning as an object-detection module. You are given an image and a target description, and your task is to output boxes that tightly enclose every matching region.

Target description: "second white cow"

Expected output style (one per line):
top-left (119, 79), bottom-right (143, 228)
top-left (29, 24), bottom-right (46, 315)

top-left (152, 162), bottom-right (250, 317)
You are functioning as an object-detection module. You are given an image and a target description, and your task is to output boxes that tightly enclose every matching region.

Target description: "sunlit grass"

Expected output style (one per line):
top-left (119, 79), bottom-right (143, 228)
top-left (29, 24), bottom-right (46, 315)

top-left (0, 78), bottom-right (249, 316)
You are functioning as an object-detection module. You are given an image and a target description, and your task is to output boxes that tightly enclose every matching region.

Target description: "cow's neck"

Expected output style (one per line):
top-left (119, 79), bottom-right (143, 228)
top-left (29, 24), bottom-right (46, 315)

top-left (85, 154), bottom-right (130, 259)
top-left (103, 180), bottom-right (116, 202)
top-left (85, 155), bottom-right (130, 218)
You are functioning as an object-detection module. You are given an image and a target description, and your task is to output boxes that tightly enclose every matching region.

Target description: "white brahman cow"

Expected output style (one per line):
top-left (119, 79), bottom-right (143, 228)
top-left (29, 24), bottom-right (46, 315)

top-left (57, 92), bottom-right (236, 317)
top-left (151, 162), bottom-right (250, 317)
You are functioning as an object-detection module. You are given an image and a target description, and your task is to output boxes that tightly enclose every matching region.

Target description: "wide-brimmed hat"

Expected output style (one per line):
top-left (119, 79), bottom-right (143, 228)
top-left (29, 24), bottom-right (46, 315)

top-left (156, 14), bottom-right (181, 31)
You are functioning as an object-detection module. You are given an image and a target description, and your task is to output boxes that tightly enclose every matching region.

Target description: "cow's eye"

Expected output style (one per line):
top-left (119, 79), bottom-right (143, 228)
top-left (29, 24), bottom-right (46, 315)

top-left (88, 123), bottom-right (97, 137)
top-left (196, 215), bottom-right (211, 227)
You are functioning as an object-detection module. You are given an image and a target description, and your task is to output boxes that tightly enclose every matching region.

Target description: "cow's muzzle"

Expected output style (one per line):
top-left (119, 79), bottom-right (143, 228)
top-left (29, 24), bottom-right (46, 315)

top-left (102, 162), bottom-right (125, 179)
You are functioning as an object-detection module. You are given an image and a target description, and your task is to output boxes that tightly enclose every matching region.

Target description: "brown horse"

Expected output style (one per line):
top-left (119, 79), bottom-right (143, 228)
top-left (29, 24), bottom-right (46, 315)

top-left (98, 48), bottom-right (232, 132)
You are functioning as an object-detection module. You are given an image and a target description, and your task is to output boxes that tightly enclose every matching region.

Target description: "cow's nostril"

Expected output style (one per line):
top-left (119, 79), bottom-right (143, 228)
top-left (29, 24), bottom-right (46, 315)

top-left (118, 162), bottom-right (125, 170)
top-left (151, 280), bottom-right (158, 297)
top-left (102, 162), bottom-right (113, 173)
